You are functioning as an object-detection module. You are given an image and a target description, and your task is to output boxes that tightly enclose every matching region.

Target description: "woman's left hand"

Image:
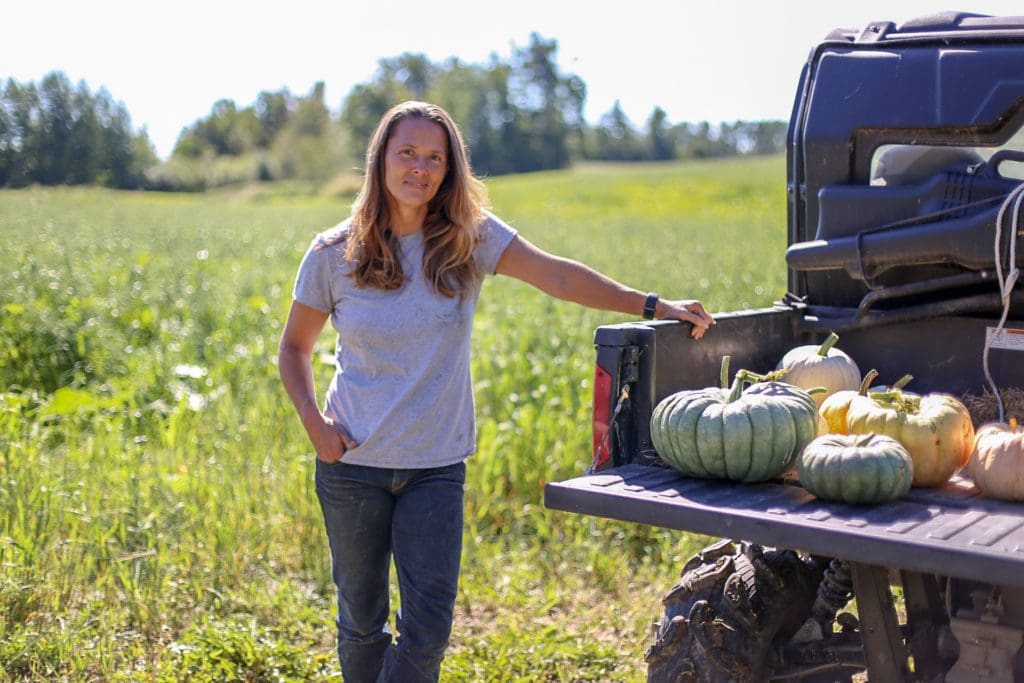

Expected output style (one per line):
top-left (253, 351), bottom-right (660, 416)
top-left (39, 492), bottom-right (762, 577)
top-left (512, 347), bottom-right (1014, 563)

top-left (658, 299), bottom-right (716, 339)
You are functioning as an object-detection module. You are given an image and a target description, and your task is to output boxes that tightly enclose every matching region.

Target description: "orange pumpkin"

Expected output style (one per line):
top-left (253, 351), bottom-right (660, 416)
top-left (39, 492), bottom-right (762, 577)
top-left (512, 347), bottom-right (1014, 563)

top-left (968, 419), bottom-right (1024, 501)
top-left (819, 369), bottom-right (878, 435)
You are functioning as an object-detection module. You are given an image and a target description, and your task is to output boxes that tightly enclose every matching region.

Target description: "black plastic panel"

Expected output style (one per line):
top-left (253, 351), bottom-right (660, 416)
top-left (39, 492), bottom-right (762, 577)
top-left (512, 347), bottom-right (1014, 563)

top-left (786, 20), bottom-right (1024, 307)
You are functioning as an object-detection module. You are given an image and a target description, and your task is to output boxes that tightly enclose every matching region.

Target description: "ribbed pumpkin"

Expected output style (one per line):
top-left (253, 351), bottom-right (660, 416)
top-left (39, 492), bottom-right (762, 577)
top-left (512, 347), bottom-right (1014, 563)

top-left (819, 370), bottom-right (878, 435)
top-left (798, 433), bottom-right (913, 504)
top-left (650, 358), bottom-right (818, 483)
top-left (967, 419), bottom-right (1024, 501)
top-left (843, 387), bottom-right (974, 487)
top-left (776, 332), bottom-right (861, 408)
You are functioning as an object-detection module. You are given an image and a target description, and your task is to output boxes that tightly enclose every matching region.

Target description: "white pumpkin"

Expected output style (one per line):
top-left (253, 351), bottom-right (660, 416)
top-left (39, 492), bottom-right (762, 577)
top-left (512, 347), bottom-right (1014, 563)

top-left (777, 332), bottom-right (861, 408)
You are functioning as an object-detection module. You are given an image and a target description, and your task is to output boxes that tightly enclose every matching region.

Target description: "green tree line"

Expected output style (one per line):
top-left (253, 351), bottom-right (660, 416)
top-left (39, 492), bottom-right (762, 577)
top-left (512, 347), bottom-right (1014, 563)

top-left (0, 72), bottom-right (156, 188)
top-left (1, 34), bottom-right (786, 191)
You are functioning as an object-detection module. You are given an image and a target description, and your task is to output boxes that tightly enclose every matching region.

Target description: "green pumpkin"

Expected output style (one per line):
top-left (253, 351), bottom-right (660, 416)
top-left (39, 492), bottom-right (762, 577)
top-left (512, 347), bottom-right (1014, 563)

top-left (797, 433), bottom-right (913, 504)
top-left (650, 364), bottom-right (818, 483)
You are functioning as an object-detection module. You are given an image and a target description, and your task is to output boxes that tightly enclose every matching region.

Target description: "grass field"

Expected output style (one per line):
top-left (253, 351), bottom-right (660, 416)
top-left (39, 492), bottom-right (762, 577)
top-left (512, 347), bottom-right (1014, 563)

top-left (0, 154), bottom-right (788, 681)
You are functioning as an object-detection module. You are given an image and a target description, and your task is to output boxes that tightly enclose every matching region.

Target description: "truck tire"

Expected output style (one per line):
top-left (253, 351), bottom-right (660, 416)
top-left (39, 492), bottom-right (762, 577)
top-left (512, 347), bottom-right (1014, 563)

top-left (645, 539), bottom-right (827, 683)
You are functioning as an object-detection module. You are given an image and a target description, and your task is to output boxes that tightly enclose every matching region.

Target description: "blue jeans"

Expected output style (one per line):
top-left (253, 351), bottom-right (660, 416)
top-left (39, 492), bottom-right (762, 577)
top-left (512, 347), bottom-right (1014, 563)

top-left (315, 459), bottom-right (466, 683)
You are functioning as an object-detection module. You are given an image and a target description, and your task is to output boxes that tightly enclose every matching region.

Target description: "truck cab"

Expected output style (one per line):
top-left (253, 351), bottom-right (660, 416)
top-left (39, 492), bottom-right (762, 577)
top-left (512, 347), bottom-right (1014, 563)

top-left (545, 13), bottom-right (1024, 682)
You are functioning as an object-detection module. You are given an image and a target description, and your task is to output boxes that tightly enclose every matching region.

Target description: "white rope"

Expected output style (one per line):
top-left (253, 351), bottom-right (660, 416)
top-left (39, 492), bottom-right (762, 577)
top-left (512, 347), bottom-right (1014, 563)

top-left (983, 181), bottom-right (1024, 422)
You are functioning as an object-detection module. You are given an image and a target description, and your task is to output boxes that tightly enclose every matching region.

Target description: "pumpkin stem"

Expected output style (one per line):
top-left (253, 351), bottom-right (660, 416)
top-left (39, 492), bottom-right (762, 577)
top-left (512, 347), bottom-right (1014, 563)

top-left (902, 394), bottom-right (921, 413)
top-left (740, 368), bottom-right (787, 384)
top-left (729, 368), bottom-right (766, 402)
top-left (869, 389), bottom-right (920, 414)
top-left (726, 374), bottom-right (746, 404)
top-left (720, 356), bottom-right (731, 390)
top-left (891, 374), bottom-right (914, 391)
top-left (818, 332), bottom-right (840, 357)
top-left (858, 369), bottom-right (879, 395)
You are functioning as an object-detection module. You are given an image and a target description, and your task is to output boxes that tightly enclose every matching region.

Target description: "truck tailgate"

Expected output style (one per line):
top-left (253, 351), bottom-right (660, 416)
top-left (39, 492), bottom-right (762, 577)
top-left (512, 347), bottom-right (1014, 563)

top-left (545, 464), bottom-right (1024, 587)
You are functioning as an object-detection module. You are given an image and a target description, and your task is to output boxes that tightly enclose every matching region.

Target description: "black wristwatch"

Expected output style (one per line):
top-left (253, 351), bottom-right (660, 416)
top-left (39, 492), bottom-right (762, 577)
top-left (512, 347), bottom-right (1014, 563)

top-left (642, 292), bottom-right (659, 320)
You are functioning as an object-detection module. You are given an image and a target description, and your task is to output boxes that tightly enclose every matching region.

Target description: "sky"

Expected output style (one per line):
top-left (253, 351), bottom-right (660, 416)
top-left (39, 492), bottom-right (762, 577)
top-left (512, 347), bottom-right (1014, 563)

top-left (5, 1), bottom-right (1023, 160)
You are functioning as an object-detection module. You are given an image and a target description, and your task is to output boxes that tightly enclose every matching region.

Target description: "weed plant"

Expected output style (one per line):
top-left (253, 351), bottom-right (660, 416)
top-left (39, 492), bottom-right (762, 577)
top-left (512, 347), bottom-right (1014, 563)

top-left (0, 156), bottom-right (786, 681)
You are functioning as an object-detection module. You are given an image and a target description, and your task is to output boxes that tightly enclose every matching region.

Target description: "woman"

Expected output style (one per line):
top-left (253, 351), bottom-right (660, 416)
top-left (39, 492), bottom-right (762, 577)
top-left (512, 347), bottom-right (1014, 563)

top-left (278, 100), bottom-right (714, 682)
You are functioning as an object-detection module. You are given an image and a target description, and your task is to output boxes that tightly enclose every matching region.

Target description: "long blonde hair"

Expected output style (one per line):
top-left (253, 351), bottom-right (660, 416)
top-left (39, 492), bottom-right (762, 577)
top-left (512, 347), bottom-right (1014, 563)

top-left (344, 101), bottom-right (489, 299)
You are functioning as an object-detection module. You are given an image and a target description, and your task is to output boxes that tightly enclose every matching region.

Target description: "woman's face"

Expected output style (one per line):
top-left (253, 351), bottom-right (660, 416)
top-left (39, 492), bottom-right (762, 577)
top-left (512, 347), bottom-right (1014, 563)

top-left (383, 116), bottom-right (449, 215)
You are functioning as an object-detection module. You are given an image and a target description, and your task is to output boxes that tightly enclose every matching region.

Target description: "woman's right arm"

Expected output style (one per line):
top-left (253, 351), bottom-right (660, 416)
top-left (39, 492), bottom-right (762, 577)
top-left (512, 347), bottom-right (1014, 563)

top-left (278, 300), bottom-right (357, 462)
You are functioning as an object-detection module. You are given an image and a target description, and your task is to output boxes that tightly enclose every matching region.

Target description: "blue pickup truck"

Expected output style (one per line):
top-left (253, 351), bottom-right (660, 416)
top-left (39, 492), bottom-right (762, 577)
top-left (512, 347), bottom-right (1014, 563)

top-left (545, 13), bottom-right (1024, 682)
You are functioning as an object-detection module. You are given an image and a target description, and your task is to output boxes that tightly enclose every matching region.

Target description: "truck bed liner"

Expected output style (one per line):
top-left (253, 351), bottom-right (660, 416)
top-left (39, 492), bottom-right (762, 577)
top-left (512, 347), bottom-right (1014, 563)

top-left (545, 464), bottom-right (1024, 587)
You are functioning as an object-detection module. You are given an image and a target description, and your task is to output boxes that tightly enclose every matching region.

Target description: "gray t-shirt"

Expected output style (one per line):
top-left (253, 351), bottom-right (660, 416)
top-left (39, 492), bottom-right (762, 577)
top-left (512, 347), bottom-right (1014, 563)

top-left (292, 212), bottom-right (518, 469)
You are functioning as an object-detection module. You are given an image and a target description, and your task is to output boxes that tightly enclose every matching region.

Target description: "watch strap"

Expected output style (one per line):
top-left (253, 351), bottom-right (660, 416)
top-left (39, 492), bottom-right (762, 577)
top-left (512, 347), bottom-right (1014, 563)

top-left (642, 292), bottom-right (659, 320)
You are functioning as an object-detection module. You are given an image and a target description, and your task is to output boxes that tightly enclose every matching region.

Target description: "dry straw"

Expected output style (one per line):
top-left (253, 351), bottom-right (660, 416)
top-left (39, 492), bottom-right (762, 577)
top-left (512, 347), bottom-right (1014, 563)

top-left (960, 387), bottom-right (1024, 428)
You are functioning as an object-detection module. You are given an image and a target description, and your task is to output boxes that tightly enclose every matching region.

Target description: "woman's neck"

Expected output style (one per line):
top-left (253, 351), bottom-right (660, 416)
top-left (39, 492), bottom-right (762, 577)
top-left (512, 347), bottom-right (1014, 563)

top-left (390, 205), bottom-right (428, 237)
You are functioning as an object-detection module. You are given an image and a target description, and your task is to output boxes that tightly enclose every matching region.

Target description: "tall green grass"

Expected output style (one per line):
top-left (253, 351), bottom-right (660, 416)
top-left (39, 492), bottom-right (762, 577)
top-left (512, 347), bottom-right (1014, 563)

top-left (0, 155), bottom-right (786, 681)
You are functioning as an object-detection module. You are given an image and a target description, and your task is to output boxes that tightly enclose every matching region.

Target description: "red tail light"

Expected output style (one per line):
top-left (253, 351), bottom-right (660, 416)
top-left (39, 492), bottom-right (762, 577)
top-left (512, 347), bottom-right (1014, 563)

top-left (592, 364), bottom-right (613, 470)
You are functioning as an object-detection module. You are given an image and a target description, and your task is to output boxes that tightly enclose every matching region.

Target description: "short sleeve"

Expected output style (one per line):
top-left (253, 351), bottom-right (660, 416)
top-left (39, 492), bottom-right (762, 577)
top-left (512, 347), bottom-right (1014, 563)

top-left (475, 212), bottom-right (518, 275)
top-left (292, 237), bottom-right (335, 313)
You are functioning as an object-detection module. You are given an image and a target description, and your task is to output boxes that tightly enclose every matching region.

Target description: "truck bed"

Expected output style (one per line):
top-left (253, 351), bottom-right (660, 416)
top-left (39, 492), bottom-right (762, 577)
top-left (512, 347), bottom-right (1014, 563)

top-left (545, 464), bottom-right (1024, 587)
